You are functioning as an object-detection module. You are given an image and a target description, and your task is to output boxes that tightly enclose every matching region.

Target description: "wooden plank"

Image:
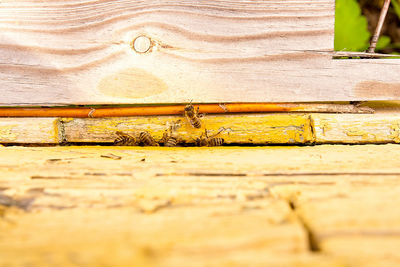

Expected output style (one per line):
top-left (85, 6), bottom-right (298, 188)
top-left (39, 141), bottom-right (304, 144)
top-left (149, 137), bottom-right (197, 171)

top-left (62, 114), bottom-right (314, 144)
top-left (0, 118), bottom-right (60, 143)
top-left (0, 0), bottom-right (398, 104)
top-left (272, 178), bottom-right (400, 267)
top-left (0, 146), bottom-right (348, 267)
top-left (0, 0), bottom-right (335, 105)
top-left (263, 144), bottom-right (400, 267)
top-left (2, 145), bottom-right (400, 266)
top-left (312, 113), bottom-right (400, 144)
top-left (2, 111), bottom-right (400, 144)
top-left (321, 238), bottom-right (400, 267)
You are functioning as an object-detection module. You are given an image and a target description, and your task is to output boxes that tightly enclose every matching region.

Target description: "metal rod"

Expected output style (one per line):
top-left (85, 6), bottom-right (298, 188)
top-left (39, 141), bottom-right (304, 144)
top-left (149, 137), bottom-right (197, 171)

top-left (0, 103), bottom-right (374, 117)
top-left (368, 0), bottom-right (391, 53)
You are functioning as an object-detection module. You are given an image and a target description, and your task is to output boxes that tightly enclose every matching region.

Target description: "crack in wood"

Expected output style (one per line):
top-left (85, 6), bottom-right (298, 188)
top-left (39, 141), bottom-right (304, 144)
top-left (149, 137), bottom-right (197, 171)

top-left (0, 193), bottom-right (35, 211)
top-left (156, 172), bottom-right (247, 177)
top-left (287, 198), bottom-right (320, 252)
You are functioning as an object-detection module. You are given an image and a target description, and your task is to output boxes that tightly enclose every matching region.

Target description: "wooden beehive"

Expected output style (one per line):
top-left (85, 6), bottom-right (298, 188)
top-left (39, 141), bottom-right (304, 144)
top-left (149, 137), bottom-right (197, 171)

top-left (1, 0), bottom-right (400, 106)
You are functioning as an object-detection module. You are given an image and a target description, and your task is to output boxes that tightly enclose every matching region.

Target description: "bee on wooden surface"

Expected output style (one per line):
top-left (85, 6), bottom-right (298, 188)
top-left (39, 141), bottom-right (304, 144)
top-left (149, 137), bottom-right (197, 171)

top-left (138, 131), bottom-right (159, 146)
top-left (195, 128), bottom-right (224, 147)
top-left (184, 101), bottom-right (202, 128)
top-left (114, 131), bottom-right (137, 146)
top-left (161, 121), bottom-right (181, 147)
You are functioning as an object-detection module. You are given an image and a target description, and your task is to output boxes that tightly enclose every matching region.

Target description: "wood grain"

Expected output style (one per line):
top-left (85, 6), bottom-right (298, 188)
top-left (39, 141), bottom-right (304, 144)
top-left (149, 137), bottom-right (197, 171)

top-left (312, 114), bottom-right (400, 144)
top-left (1, 0), bottom-right (399, 104)
top-left (0, 146), bottom-right (339, 267)
top-left (61, 114), bottom-right (314, 144)
top-left (3, 111), bottom-right (400, 144)
top-left (0, 118), bottom-right (59, 143)
top-left (2, 145), bottom-right (400, 266)
top-left (272, 172), bottom-right (400, 267)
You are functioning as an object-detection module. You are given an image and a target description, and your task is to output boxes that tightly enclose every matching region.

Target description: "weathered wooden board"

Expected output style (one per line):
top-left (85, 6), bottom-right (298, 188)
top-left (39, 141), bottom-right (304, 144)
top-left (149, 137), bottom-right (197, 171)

top-left (272, 176), bottom-right (400, 267)
top-left (0, 0), bottom-right (399, 105)
top-left (2, 145), bottom-right (400, 266)
top-left (3, 111), bottom-right (400, 144)
top-left (61, 114), bottom-right (313, 144)
top-left (312, 114), bottom-right (400, 144)
top-left (0, 118), bottom-right (59, 143)
top-left (0, 146), bottom-right (348, 267)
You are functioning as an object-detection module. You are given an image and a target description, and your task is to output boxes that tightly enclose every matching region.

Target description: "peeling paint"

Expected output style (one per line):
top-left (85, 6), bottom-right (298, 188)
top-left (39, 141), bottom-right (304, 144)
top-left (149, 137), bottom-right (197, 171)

top-left (389, 124), bottom-right (400, 143)
top-left (62, 115), bottom-right (311, 144)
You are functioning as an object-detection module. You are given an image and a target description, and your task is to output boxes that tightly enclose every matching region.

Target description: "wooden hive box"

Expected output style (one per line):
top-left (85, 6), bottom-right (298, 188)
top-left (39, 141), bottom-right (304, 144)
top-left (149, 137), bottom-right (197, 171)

top-left (1, 0), bottom-right (400, 106)
top-left (1, 0), bottom-right (400, 146)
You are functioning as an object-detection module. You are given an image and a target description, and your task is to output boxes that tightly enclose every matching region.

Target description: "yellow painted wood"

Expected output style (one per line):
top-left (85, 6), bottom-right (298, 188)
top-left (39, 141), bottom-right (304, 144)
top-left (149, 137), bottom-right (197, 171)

top-left (0, 118), bottom-right (60, 143)
top-left (0, 110), bottom-right (400, 144)
top-left (62, 114), bottom-right (314, 144)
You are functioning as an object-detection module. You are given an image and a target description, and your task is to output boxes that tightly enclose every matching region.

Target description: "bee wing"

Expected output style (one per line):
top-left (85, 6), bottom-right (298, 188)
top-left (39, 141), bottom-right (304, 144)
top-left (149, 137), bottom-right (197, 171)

top-left (208, 128), bottom-right (224, 139)
top-left (115, 131), bottom-right (134, 138)
top-left (115, 131), bottom-right (125, 136)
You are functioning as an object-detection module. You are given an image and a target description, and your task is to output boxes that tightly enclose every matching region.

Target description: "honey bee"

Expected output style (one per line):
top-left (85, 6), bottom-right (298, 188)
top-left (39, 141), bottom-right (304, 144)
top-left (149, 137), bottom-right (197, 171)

top-left (161, 121), bottom-right (181, 147)
top-left (184, 101), bottom-right (202, 128)
top-left (138, 131), bottom-right (159, 146)
top-left (195, 128), bottom-right (224, 147)
top-left (114, 131), bottom-right (137, 146)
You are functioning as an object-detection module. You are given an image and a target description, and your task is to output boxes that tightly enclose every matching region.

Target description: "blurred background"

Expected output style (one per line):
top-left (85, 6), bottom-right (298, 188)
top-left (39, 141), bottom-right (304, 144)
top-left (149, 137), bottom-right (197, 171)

top-left (335, 0), bottom-right (400, 53)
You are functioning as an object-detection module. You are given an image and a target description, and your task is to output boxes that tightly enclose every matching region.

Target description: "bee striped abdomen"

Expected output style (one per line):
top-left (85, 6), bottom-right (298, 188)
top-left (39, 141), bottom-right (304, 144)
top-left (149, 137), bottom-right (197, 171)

top-left (209, 138), bottom-right (224, 147)
top-left (139, 131), bottom-right (159, 146)
top-left (190, 117), bottom-right (201, 128)
top-left (184, 104), bottom-right (202, 129)
top-left (165, 137), bottom-right (178, 147)
top-left (114, 131), bottom-right (137, 146)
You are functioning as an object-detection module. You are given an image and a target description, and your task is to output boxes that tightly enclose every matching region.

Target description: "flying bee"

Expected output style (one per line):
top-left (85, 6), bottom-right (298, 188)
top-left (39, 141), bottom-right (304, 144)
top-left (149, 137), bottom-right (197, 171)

top-left (184, 101), bottom-right (202, 128)
top-left (138, 131), bottom-right (159, 146)
top-left (161, 121), bottom-right (181, 147)
top-left (114, 131), bottom-right (137, 146)
top-left (195, 128), bottom-right (224, 147)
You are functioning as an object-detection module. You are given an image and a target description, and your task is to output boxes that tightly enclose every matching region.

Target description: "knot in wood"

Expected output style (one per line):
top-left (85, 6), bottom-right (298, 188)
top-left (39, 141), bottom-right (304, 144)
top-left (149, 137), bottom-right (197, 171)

top-left (132, 36), bottom-right (152, 53)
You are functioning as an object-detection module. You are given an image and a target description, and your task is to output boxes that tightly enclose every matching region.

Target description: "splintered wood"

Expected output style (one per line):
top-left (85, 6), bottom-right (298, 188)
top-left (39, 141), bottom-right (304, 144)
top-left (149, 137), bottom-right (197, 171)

top-left (1, 145), bottom-right (400, 266)
top-left (1, 0), bottom-right (400, 105)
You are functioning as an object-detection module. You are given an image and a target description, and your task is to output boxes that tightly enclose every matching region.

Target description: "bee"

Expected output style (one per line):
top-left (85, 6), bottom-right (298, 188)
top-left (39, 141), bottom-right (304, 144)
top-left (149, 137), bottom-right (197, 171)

top-left (195, 128), bottom-right (224, 147)
top-left (138, 131), bottom-right (159, 146)
top-left (161, 121), bottom-right (181, 147)
top-left (184, 101), bottom-right (202, 128)
top-left (114, 131), bottom-right (137, 146)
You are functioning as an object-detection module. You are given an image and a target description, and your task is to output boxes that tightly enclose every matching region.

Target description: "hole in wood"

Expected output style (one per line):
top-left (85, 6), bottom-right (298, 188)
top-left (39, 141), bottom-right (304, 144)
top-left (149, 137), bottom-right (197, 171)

top-left (132, 36), bottom-right (152, 53)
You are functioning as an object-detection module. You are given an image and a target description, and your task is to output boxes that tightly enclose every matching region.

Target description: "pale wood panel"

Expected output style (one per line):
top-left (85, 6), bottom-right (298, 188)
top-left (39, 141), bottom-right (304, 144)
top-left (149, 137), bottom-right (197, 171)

top-left (312, 114), bottom-right (400, 143)
top-left (0, 0), bottom-right (356, 104)
top-left (3, 1), bottom-right (400, 104)
top-left (0, 118), bottom-right (60, 143)
top-left (61, 114), bottom-right (314, 144)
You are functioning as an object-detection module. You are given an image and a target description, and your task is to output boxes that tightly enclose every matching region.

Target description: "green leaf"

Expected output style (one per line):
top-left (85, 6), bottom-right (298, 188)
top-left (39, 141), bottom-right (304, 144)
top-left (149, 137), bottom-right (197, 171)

top-left (376, 35), bottom-right (391, 51)
top-left (392, 0), bottom-right (400, 19)
top-left (335, 0), bottom-right (371, 51)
